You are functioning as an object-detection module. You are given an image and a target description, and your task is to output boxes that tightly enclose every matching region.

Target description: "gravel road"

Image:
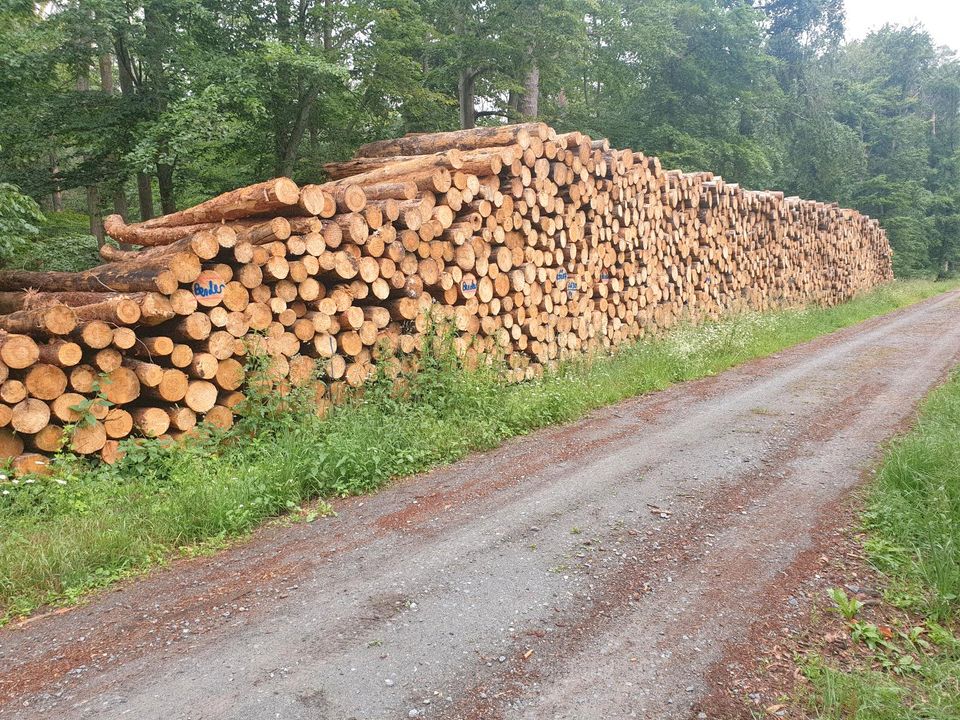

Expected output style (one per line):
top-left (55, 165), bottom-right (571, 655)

top-left (3, 291), bottom-right (960, 720)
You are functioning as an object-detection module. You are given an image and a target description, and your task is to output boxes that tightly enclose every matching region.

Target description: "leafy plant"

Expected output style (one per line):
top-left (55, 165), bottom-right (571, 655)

top-left (849, 621), bottom-right (893, 651)
top-left (0, 182), bottom-right (45, 265)
top-left (829, 587), bottom-right (865, 620)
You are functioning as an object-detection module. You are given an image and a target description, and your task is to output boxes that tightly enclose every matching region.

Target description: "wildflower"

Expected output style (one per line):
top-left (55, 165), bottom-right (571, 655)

top-left (55, 479), bottom-right (67, 486)
top-left (1, 490), bottom-right (8, 496)
top-left (0, 474), bottom-right (6, 480)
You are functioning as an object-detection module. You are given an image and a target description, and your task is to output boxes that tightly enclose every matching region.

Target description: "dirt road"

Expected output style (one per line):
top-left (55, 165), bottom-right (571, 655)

top-left (3, 291), bottom-right (960, 720)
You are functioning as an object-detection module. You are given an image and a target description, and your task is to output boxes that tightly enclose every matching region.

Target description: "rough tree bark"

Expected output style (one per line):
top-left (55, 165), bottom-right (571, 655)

top-left (521, 62), bottom-right (539, 118)
top-left (136, 174), bottom-right (154, 221)
top-left (458, 70), bottom-right (479, 130)
top-left (76, 68), bottom-right (105, 244)
top-left (277, 83), bottom-right (320, 177)
top-left (86, 185), bottom-right (105, 246)
top-left (157, 163), bottom-right (176, 215)
top-left (49, 151), bottom-right (63, 212)
top-left (144, 2), bottom-right (175, 216)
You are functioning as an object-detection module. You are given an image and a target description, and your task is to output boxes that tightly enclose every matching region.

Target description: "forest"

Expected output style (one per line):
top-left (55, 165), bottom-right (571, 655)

top-left (0, 0), bottom-right (958, 278)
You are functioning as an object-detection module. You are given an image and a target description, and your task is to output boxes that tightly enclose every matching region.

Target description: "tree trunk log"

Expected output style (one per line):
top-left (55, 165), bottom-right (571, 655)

top-left (0, 260), bottom-right (181, 294)
top-left (356, 123), bottom-right (546, 158)
top-left (129, 178), bottom-right (299, 230)
top-left (0, 305), bottom-right (76, 336)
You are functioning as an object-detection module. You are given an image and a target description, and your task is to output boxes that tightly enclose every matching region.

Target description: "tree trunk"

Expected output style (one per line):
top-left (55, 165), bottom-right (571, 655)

top-left (76, 68), bottom-right (103, 241)
top-left (0, 305), bottom-right (77, 336)
top-left (98, 53), bottom-right (114, 94)
top-left (136, 173), bottom-right (154, 221)
top-left (115, 34), bottom-right (155, 222)
top-left (321, 0), bottom-right (333, 52)
top-left (278, 85), bottom-right (319, 176)
top-left (0, 258), bottom-right (185, 294)
top-left (521, 63), bottom-right (539, 118)
top-left (113, 188), bottom-right (128, 220)
top-left (107, 178), bottom-right (299, 232)
top-left (276, 0), bottom-right (291, 43)
top-left (97, 51), bottom-right (128, 222)
top-left (507, 90), bottom-right (520, 117)
top-left (157, 164), bottom-right (176, 215)
top-left (87, 183), bottom-right (104, 246)
top-left (49, 151), bottom-right (63, 212)
top-left (458, 70), bottom-right (477, 130)
top-left (142, 3), bottom-right (174, 215)
top-left (356, 122), bottom-right (545, 158)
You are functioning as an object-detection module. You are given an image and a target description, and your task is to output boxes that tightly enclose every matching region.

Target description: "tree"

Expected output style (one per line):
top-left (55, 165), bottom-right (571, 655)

top-left (0, 0), bottom-right (957, 279)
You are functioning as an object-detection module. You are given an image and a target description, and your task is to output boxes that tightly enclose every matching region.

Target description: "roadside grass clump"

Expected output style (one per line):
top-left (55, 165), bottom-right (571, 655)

top-left (864, 372), bottom-right (960, 621)
top-left (804, 651), bottom-right (960, 720)
top-left (0, 279), bottom-right (955, 620)
top-left (802, 368), bottom-right (960, 719)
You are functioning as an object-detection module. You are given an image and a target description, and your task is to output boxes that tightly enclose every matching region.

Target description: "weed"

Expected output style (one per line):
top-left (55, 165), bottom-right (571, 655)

top-left (849, 621), bottom-right (893, 651)
top-left (829, 587), bottom-right (865, 620)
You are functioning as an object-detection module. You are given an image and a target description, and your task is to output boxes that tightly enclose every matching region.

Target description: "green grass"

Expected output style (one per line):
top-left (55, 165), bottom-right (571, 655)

top-left (0, 279), bottom-right (955, 621)
top-left (802, 361), bottom-right (960, 719)
top-left (804, 650), bottom-right (960, 720)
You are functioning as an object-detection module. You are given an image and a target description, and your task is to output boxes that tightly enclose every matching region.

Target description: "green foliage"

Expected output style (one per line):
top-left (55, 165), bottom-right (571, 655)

top-left (0, 186), bottom-right (98, 271)
top-left (7, 215), bottom-right (100, 273)
top-left (0, 0), bottom-right (956, 276)
top-left (0, 182), bottom-right (44, 263)
top-left (0, 279), bottom-right (951, 621)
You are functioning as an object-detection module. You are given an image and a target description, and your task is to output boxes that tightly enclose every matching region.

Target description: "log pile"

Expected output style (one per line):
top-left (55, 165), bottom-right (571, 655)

top-left (0, 123), bottom-right (893, 471)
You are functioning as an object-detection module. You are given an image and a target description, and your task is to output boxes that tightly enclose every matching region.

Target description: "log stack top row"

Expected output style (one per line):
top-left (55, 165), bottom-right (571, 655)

top-left (0, 122), bottom-right (893, 472)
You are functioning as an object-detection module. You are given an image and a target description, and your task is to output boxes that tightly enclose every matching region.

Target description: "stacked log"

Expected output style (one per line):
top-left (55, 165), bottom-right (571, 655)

top-left (0, 123), bottom-right (893, 472)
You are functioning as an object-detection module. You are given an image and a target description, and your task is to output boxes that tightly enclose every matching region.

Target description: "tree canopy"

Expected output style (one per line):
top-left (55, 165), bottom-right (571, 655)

top-left (1, 0), bottom-right (958, 277)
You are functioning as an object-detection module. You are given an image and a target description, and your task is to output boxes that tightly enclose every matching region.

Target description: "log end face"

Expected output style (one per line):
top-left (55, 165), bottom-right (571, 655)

top-left (344, 185), bottom-right (367, 213)
top-left (274, 177), bottom-right (301, 206)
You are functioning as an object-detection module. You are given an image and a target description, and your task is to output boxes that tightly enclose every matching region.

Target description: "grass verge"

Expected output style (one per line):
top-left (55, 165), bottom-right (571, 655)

top-left (0, 279), bottom-right (956, 623)
top-left (802, 366), bottom-right (960, 718)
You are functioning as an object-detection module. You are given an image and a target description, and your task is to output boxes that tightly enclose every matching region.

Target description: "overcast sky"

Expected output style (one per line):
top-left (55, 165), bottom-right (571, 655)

top-left (844, 0), bottom-right (960, 53)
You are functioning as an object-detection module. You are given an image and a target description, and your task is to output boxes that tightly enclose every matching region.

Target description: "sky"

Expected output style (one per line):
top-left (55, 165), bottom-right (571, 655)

top-left (844, 0), bottom-right (960, 53)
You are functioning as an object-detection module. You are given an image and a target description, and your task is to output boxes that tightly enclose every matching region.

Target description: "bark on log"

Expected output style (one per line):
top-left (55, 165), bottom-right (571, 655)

top-left (103, 215), bottom-right (221, 246)
top-left (37, 340), bottom-right (83, 367)
top-left (0, 305), bottom-right (76, 336)
top-left (0, 261), bottom-right (179, 294)
top-left (323, 150), bottom-right (465, 180)
top-left (356, 123), bottom-right (548, 157)
top-left (113, 178), bottom-right (300, 231)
